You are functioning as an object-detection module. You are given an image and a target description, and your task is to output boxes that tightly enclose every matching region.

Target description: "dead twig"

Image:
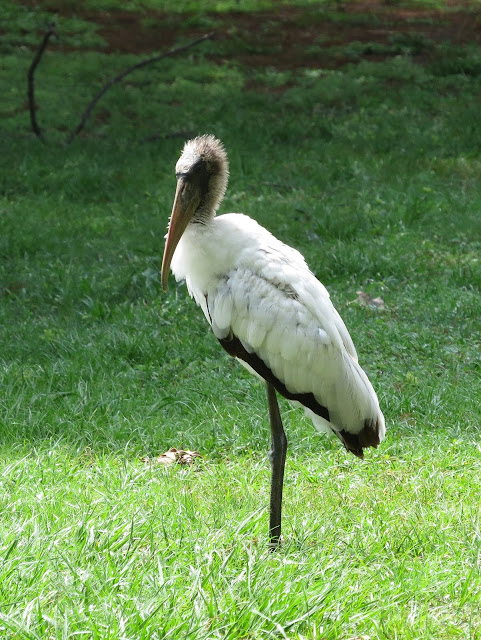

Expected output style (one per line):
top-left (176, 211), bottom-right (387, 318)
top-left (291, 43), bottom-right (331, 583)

top-left (64, 32), bottom-right (214, 146)
top-left (27, 22), bottom-right (58, 142)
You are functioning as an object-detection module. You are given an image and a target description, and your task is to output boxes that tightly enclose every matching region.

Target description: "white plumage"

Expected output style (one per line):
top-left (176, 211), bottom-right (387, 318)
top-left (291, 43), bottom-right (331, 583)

top-left (170, 210), bottom-right (384, 443)
top-left (161, 135), bottom-right (385, 544)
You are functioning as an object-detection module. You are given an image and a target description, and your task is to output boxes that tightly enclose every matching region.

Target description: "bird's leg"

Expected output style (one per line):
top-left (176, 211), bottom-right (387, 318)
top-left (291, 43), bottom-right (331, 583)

top-left (266, 382), bottom-right (288, 548)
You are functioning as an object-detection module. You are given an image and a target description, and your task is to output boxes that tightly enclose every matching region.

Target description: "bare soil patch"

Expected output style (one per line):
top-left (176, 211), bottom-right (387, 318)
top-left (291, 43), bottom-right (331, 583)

top-left (19, 1), bottom-right (481, 69)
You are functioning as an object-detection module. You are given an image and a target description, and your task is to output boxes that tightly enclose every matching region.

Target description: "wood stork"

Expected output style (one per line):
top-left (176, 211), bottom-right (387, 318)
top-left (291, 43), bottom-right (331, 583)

top-left (161, 135), bottom-right (385, 546)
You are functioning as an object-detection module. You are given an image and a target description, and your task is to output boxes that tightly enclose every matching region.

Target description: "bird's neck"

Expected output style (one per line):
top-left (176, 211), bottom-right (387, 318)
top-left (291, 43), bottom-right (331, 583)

top-left (191, 201), bottom-right (216, 226)
top-left (191, 172), bottom-right (227, 225)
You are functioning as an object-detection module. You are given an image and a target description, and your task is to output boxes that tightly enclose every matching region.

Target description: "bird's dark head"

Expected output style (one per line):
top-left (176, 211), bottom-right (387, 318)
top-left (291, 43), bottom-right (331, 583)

top-left (161, 135), bottom-right (229, 291)
top-left (175, 135), bottom-right (229, 218)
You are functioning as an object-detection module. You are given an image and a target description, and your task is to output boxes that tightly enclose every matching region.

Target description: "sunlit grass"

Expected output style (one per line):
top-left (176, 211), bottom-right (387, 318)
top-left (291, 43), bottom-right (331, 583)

top-left (0, 437), bottom-right (480, 637)
top-left (1, 1), bottom-right (481, 637)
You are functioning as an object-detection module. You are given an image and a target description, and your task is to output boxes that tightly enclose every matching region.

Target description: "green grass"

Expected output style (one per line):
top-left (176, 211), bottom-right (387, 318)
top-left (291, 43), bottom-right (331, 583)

top-left (1, 1), bottom-right (481, 637)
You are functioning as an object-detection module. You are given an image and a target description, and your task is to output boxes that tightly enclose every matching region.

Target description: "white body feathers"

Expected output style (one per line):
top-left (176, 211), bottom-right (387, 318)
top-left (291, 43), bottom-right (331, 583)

top-left (170, 212), bottom-right (385, 441)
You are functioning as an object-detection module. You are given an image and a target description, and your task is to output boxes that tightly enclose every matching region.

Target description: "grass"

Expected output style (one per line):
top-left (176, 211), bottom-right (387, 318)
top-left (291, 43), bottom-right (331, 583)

top-left (1, 1), bottom-right (481, 637)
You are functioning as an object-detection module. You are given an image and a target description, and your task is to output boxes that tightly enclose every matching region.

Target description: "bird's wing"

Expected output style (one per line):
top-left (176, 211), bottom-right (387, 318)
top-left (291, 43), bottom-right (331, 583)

top-left (204, 251), bottom-right (382, 440)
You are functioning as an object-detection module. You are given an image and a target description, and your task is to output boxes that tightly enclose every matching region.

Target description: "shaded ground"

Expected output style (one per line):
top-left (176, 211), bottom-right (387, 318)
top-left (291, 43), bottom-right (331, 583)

top-left (18, 1), bottom-right (481, 69)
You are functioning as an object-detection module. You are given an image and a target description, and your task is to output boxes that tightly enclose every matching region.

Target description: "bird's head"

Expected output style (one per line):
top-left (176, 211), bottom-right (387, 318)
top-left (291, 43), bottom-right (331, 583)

top-left (161, 134), bottom-right (229, 291)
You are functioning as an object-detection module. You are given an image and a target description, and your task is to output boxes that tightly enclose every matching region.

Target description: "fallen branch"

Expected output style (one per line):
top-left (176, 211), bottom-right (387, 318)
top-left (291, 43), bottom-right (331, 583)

top-left (64, 32), bottom-right (214, 146)
top-left (27, 22), bottom-right (58, 142)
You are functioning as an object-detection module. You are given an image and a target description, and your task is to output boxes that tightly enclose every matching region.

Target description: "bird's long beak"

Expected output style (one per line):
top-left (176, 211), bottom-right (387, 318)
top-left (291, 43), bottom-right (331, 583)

top-left (161, 178), bottom-right (201, 292)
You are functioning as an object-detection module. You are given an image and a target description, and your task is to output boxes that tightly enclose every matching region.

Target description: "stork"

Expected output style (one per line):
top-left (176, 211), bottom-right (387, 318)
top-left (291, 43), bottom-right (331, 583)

top-left (161, 135), bottom-right (385, 547)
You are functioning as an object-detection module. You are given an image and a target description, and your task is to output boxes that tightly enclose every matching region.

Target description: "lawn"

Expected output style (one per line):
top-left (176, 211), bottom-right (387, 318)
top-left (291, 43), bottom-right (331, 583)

top-left (1, 0), bottom-right (481, 638)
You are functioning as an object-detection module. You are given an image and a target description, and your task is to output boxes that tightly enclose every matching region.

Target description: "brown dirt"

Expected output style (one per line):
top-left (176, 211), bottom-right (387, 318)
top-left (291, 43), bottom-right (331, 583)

top-left (18, 1), bottom-right (481, 69)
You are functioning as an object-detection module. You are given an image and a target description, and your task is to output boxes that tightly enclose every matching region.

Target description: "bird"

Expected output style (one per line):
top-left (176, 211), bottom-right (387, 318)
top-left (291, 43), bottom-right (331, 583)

top-left (161, 134), bottom-right (385, 547)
